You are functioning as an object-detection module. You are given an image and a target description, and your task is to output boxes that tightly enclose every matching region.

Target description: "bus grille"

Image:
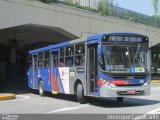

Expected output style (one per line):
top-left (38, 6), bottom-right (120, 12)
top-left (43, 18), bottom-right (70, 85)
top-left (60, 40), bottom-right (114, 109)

top-left (116, 84), bottom-right (144, 87)
top-left (117, 90), bottom-right (144, 96)
top-left (112, 76), bottom-right (145, 79)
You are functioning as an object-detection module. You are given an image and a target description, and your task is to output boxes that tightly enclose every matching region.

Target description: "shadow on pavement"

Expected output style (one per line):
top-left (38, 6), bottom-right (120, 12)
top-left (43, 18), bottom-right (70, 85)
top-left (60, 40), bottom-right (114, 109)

top-left (1, 87), bottom-right (160, 108)
top-left (87, 97), bottom-right (160, 108)
top-left (0, 87), bottom-right (31, 95)
top-left (45, 92), bottom-right (78, 103)
top-left (40, 92), bottom-right (160, 108)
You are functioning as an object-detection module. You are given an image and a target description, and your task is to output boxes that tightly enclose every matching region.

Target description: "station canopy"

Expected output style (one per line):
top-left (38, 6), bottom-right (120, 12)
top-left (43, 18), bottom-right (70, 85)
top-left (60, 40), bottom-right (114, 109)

top-left (0, 23), bottom-right (78, 51)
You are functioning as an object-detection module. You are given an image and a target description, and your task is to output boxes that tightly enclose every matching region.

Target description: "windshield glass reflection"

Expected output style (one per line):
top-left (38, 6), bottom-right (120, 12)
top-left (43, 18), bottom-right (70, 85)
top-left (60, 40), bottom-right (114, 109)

top-left (100, 45), bottom-right (149, 73)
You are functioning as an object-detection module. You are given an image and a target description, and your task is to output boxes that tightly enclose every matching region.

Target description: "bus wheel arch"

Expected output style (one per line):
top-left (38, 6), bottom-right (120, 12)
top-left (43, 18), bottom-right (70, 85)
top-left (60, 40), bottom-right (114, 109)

top-left (74, 79), bottom-right (82, 95)
top-left (74, 79), bottom-right (86, 104)
top-left (38, 78), bottom-right (45, 96)
top-left (117, 97), bottom-right (124, 103)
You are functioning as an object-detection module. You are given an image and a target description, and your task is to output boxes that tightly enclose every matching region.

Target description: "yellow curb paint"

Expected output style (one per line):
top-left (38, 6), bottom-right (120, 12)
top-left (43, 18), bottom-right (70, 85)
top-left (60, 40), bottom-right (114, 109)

top-left (52, 91), bottom-right (58, 94)
top-left (0, 94), bottom-right (16, 100)
top-left (151, 80), bottom-right (160, 85)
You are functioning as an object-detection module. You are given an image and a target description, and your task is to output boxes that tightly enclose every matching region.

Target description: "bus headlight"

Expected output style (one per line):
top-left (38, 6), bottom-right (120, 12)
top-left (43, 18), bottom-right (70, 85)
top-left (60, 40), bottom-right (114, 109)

top-left (99, 79), bottom-right (117, 88)
top-left (109, 83), bottom-right (116, 88)
top-left (105, 81), bottom-right (116, 88)
top-left (143, 82), bottom-right (150, 86)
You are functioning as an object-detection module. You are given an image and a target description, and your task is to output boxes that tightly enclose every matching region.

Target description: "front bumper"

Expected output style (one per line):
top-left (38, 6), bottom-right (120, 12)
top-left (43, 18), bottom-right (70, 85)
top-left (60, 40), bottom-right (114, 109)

top-left (99, 84), bottom-right (150, 97)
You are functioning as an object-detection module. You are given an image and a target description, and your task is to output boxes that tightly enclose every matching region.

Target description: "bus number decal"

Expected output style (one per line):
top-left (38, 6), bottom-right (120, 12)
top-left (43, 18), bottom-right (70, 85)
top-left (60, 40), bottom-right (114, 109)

top-left (70, 72), bottom-right (75, 76)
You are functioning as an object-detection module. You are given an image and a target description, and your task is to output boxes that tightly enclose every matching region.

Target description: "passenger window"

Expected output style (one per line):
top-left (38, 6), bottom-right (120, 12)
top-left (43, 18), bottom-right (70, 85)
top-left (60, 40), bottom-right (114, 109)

top-left (65, 46), bottom-right (74, 67)
top-left (59, 48), bottom-right (65, 67)
top-left (44, 51), bottom-right (50, 68)
top-left (52, 52), bottom-right (58, 67)
top-left (75, 44), bottom-right (85, 66)
top-left (38, 52), bottom-right (43, 68)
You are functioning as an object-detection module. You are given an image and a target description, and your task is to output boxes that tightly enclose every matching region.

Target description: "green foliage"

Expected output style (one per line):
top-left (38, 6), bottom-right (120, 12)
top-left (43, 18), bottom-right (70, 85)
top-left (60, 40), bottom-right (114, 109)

top-left (97, 0), bottom-right (108, 15)
top-left (152, 0), bottom-right (159, 15)
top-left (152, 15), bottom-right (160, 19)
top-left (38, 0), bottom-right (160, 27)
top-left (54, 0), bottom-right (97, 12)
top-left (40, 0), bottom-right (53, 3)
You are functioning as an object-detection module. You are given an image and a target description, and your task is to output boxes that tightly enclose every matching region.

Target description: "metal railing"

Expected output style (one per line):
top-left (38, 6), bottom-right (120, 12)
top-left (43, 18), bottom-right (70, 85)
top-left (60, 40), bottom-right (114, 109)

top-left (39, 0), bottom-right (160, 27)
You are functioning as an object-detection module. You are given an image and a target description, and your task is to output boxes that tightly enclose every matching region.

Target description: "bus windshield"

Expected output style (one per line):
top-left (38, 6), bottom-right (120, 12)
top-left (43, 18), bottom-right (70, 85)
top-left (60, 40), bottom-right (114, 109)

top-left (101, 44), bottom-right (149, 73)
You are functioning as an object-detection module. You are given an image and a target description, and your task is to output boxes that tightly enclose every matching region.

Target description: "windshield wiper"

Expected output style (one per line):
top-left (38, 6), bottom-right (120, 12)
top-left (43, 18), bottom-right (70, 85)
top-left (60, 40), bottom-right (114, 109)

top-left (135, 44), bottom-right (140, 60)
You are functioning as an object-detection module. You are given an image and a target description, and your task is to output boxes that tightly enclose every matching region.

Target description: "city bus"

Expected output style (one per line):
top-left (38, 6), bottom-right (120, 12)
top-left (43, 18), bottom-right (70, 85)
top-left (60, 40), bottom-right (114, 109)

top-left (28, 32), bottom-right (151, 104)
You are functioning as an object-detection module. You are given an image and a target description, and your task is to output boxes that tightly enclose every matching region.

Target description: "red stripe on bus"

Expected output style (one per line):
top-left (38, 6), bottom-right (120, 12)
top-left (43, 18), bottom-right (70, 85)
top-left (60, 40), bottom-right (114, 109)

top-left (49, 72), bottom-right (57, 92)
top-left (97, 80), bottom-right (104, 86)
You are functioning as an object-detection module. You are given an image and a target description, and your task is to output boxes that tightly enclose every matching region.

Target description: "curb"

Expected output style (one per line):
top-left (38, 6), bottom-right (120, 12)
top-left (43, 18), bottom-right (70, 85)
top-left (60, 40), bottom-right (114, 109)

top-left (0, 93), bottom-right (16, 100)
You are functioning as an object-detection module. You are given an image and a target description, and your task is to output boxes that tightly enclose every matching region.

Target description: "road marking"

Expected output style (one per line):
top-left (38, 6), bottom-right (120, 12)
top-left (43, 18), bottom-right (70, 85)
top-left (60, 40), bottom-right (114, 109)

top-left (46, 104), bottom-right (89, 114)
top-left (0, 95), bottom-right (31, 102)
top-left (147, 107), bottom-right (160, 114)
top-left (151, 88), bottom-right (160, 91)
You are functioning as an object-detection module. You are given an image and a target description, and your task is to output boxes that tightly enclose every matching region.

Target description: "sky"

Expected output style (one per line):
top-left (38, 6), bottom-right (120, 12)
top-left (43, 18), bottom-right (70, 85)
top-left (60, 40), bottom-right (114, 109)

top-left (113, 0), bottom-right (157, 16)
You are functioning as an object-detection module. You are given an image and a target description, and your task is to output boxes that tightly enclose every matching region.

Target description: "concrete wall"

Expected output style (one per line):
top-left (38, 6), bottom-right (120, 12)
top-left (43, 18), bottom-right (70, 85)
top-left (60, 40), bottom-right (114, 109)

top-left (0, 0), bottom-right (160, 47)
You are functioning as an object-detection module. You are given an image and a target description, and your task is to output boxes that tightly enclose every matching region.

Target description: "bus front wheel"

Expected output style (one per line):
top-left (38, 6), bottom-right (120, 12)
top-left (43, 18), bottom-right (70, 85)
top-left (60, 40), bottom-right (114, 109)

top-left (117, 97), bottom-right (124, 103)
top-left (77, 83), bottom-right (86, 104)
top-left (39, 80), bottom-right (45, 96)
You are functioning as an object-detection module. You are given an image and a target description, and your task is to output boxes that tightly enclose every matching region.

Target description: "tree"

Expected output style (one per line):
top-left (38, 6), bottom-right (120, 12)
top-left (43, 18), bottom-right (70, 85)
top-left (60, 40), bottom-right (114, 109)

top-left (40, 0), bottom-right (53, 3)
top-left (97, 0), bottom-right (108, 15)
top-left (152, 0), bottom-right (159, 16)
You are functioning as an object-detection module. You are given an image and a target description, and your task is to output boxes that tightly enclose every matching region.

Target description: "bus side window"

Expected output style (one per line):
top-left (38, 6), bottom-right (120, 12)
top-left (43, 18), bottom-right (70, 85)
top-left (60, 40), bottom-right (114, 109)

top-left (75, 44), bottom-right (85, 66)
top-left (38, 52), bottom-right (44, 68)
top-left (44, 51), bottom-right (50, 68)
top-left (65, 46), bottom-right (74, 67)
top-left (52, 53), bottom-right (58, 67)
top-left (59, 48), bottom-right (65, 67)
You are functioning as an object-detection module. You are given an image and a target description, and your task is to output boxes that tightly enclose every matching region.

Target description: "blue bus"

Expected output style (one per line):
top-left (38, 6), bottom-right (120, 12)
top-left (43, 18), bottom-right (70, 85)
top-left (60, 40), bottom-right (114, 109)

top-left (28, 32), bottom-right (151, 103)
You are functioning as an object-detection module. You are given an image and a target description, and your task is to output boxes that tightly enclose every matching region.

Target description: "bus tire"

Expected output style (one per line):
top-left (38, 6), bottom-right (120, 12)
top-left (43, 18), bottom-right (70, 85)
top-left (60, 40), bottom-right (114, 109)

top-left (77, 83), bottom-right (86, 104)
top-left (117, 97), bottom-right (124, 103)
top-left (39, 80), bottom-right (45, 96)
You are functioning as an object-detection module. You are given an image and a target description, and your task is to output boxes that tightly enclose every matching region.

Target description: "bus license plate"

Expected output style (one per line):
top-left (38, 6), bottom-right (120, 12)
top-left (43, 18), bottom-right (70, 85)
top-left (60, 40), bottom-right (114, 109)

top-left (127, 90), bottom-right (136, 94)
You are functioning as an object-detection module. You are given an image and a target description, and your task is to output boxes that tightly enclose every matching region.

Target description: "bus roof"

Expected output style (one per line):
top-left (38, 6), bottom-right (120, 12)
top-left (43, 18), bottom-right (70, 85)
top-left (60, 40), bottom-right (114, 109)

top-left (29, 32), bottom-right (148, 54)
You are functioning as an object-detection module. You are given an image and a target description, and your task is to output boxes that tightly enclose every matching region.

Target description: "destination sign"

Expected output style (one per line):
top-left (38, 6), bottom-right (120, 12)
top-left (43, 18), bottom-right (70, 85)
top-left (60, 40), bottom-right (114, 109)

top-left (102, 35), bottom-right (148, 43)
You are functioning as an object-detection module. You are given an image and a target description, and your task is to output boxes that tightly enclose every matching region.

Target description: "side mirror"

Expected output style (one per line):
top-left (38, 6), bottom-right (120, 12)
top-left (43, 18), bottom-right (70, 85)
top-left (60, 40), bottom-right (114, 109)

top-left (99, 57), bottom-right (103, 66)
top-left (99, 56), bottom-right (105, 71)
top-left (98, 44), bottom-right (101, 56)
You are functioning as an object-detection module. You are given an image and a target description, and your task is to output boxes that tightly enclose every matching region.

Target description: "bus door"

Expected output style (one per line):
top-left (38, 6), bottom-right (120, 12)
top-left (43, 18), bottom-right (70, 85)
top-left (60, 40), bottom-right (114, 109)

top-left (32, 54), bottom-right (38, 89)
top-left (87, 44), bottom-right (98, 95)
top-left (50, 49), bottom-right (59, 93)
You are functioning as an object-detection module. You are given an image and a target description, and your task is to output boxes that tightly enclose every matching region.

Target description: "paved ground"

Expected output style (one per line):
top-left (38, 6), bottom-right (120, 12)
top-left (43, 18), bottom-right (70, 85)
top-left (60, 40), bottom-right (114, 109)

top-left (0, 85), bottom-right (160, 114)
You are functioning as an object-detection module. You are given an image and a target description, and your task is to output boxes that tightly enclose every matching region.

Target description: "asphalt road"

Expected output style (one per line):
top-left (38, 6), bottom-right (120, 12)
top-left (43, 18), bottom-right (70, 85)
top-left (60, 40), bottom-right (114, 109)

top-left (0, 85), bottom-right (160, 114)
